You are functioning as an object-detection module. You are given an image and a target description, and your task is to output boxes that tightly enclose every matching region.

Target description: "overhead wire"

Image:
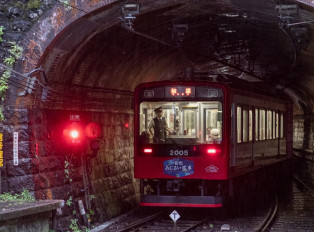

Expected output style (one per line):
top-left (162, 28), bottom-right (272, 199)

top-left (2, 0), bottom-right (275, 106)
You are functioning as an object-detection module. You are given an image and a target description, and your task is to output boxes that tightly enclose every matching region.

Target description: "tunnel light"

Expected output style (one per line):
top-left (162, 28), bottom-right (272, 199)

top-left (121, 3), bottom-right (140, 30)
top-left (122, 3), bottom-right (140, 20)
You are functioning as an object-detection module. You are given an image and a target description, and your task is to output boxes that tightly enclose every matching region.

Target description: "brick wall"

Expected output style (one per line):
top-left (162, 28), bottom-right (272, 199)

top-left (293, 116), bottom-right (314, 150)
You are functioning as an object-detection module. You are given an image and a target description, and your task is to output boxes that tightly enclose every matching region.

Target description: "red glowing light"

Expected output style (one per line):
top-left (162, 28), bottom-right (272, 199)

top-left (144, 148), bottom-right (152, 153)
top-left (170, 88), bottom-right (177, 96)
top-left (207, 148), bottom-right (217, 154)
top-left (125, 122), bottom-right (129, 128)
top-left (70, 130), bottom-right (79, 139)
top-left (168, 87), bottom-right (194, 97)
top-left (185, 88), bottom-right (192, 96)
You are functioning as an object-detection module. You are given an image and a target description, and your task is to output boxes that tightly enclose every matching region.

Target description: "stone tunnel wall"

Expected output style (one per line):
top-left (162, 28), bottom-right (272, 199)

top-left (293, 116), bottom-right (314, 150)
top-left (1, 108), bottom-right (138, 227)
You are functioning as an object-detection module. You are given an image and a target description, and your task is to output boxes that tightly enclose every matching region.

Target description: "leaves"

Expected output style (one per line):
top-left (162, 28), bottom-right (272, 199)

top-left (4, 56), bottom-right (15, 66)
top-left (0, 189), bottom-right (35, 202)
top-left (0, 40), bottom-right (23, 122)
top-left (0, 26), bottom-right (4, 42)
top-left (66, 196), bottom-right (73, 206)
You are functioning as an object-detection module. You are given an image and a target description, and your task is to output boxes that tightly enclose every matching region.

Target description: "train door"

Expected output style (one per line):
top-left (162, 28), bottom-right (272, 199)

top-left (181, 107), bottom-right (197, 136)
top-left (203, 102), bottom-right (223, 144)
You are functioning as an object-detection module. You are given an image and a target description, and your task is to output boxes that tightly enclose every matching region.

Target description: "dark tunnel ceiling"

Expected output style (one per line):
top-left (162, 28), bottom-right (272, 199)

top-left (40, 0), bottom-right (314, 111)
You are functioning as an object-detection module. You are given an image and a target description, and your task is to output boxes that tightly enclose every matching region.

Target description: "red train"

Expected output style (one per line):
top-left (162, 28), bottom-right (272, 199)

top-left (134, 79), bottom-right (292, 207)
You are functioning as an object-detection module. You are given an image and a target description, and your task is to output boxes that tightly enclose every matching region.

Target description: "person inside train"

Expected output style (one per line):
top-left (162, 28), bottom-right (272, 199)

top-left (148, 107), bottom-right (171, 143)
top-left (206, 126), bottom-right (214, 142)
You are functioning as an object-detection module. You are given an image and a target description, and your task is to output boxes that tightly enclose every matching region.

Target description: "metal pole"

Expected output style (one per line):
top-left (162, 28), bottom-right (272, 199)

top-left (81, 154), bottom-right (90, 228)
top-left (174, 221), bottom-right (177, 232)
top-left (81, 154), bottom-right (90, 210)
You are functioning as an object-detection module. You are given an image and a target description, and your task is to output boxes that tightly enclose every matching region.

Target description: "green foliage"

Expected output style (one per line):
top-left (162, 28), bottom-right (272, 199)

top-left (0, 26), bottom-right (4, 42)
top-left (0, 189), bottom-right (35, 202)
top-left (59, 0), bottom-right (71, 11)
top-left (89, 209), bottom-right (94, 216)
top-left (8, 41), bottom-right (23, 59)
top-left (66, 196), bottom-right (73, 206)
top-left (0, 41), bottom-right (23, 121)
top-left (68, 219), bottom-right (80, 232)
top-left (67, 219), bottom-right (90, 232)
top-left (4, 56), bottom-right (15, 66)
top-left (27, 0), bottom-right (41, 9)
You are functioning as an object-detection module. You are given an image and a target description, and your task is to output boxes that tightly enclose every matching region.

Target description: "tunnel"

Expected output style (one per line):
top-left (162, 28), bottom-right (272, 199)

top-left (0, 0), bottom-right (314, 230)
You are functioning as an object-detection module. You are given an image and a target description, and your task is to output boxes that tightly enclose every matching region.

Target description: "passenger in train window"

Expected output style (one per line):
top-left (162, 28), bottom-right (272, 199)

top-left (211, 128), bottom-right (221, 144)
top-left (206, 127), bottom-right (214, 142)
top-left (148, 107), bottom-right (171, 143)
top-left (139, 131), bottom-right (150, 144)
top-left (207, 127), bottom-right (221, 144)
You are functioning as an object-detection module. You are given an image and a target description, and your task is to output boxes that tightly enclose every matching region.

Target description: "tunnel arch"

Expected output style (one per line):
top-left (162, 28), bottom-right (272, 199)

top-left (1, 0), bottom-right (314, 226)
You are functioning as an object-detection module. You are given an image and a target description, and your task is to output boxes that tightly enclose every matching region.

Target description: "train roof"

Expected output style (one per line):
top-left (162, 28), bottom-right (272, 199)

top-left (137, 74), bottom-right (289, 101)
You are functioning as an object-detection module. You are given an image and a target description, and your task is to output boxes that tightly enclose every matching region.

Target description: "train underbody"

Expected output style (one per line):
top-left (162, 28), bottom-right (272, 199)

top-left (140, 178), bottom-right (225, 207)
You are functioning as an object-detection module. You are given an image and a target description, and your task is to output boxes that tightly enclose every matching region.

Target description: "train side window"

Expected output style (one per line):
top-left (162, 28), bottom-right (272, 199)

top-left (255, 108), bottom-right (259, 141)
top-left (249, 109), bottom-right (253, 141)
top-left (276, 112), bottom-right (279, 138)
top-left (237, 106), bottom-right (242, 143)
top-left (259, 109), bottom-right (266, 140)
top-left (267, 110), bottom-right (272, 139)
top-left (204, 102), bottom-right (223, 144)
top-left (280, 113), bottom-right (284, 138)
top-left (243, 109), bottom-right (248, 142)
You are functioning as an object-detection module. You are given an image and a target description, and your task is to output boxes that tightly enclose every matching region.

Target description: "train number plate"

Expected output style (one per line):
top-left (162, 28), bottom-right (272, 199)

top-left (169, 149), bottom-right (189, 156)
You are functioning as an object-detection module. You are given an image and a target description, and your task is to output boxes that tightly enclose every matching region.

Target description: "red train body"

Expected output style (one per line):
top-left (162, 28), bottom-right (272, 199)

top-left (134, 80), bottom-right (292, 207)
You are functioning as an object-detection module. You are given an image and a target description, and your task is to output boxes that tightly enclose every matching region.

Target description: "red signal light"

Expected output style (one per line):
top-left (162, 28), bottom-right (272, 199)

top-left (70, 130), bottom-right (79, 139)
top-left (63, 122), bottom-right (84, 145)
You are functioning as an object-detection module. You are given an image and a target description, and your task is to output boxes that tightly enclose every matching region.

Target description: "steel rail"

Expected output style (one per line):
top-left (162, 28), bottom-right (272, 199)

top-left (113, 212), bottom-right (162, 232)
top-left (179, 217), bottom-right (210, 232)
top-left (293, 174), bottom-right (314, 197)
top-left (255, 193), bottom-right (278, 232)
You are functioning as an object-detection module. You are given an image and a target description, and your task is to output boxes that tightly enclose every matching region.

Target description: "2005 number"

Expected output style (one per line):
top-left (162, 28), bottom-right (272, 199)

top-left (170, 150), bottom-right (189, 156)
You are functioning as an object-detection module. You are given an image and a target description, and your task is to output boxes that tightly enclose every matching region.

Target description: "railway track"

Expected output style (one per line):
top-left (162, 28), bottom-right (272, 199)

top-left (267, 175), bottom-right (314, 231)
top-left (105, 210), bottom-right (210, 232)
top-left (98, 173), bottom-right (314, 232)
top-left (255, 193), bottom-right (278, 232)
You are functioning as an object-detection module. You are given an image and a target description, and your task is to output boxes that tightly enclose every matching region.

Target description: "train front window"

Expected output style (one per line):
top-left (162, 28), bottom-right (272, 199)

top-left (139, 101), bottom-right (223, 145)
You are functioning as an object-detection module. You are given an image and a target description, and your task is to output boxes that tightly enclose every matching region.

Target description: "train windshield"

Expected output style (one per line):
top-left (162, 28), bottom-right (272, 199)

top-left (139, 101), bottom-right (223, 145)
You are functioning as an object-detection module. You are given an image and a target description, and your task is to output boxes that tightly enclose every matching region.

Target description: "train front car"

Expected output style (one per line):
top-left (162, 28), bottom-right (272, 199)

top-left (134, 81), bottom-right (229, 207)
